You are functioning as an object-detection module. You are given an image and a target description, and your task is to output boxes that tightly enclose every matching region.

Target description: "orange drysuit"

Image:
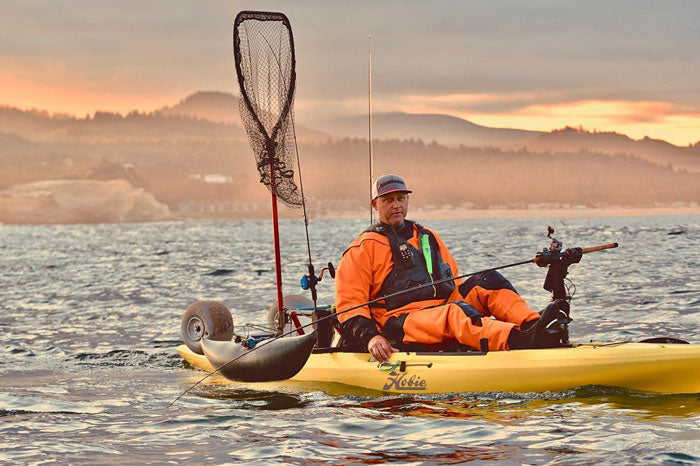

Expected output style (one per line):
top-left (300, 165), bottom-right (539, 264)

top-left (335, 221), bottom-right (540, 351)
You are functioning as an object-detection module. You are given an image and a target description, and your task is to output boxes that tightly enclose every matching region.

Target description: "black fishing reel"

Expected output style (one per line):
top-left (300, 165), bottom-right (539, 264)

top-left (534, 226), bottom-right (584, 346)
top-left (535, 226), bottom-right (582, 301)
top-left (300, 262), bottom-right (335, 304)
top-left (299, 262), bottom-right (337, 348)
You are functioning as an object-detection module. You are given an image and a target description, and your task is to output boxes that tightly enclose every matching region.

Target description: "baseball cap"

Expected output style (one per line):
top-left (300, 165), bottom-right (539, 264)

top-left (372, 174), bottom-right (412, 199)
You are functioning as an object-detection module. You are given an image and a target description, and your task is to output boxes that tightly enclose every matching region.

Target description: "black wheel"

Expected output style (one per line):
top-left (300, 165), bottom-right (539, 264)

top-left (181, 301), bottom-right (234, 355)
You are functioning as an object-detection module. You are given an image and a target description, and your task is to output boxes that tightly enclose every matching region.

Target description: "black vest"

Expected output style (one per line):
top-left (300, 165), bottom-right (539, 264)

top-left (362, 221), bottom-right (455, 311)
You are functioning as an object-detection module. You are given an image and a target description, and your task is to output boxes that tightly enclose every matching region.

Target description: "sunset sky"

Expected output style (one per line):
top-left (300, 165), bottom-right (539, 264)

top-left (2, 0), bottom-right (699, 145)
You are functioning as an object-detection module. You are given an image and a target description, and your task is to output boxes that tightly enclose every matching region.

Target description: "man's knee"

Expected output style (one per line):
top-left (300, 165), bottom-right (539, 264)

top-left (454, 301), bottom-right (483, 326)
top-left (459, 270), bottom-right (518, 296)
top-left (382, 314), bottom-right (407, 345)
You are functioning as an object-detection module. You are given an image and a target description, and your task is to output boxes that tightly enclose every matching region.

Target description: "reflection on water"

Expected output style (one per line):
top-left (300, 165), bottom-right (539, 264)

top-left (196, 388), bottom-right (313, 410)
top-left (1, 216), bottom-right (699, 464)
top-left (351, 388), bottom-right (700, 423)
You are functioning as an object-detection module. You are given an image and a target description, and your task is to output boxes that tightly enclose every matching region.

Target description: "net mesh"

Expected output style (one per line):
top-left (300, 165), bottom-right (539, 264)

top-left (233, 11), bottom-right (303, 208)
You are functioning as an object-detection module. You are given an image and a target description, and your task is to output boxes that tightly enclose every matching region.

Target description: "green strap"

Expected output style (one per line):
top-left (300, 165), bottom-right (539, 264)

top-left (421, 234), bottom-right (433, 275)
top-left (378, 361), bottom-right (400, 374)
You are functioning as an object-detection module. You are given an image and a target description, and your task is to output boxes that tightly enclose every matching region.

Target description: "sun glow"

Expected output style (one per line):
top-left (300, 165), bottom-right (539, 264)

top-left (390, 95), bottom-right (700, 146)
top-left (0, 74), bottom-right (180, 116)
top-left (3, 70), bottom-right (699, 147)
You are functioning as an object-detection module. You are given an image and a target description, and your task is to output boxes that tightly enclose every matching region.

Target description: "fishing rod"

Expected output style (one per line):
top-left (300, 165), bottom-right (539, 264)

top-left (290, 106), bottom-right (319, 310)
top-left (169, 241), bottom-right (617, 407)
top-left (368, 34), bottom-right (374, 225)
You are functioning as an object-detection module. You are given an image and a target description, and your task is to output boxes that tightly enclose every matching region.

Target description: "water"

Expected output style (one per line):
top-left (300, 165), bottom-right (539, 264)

top-left (1, 215), bottom-right (699, 464)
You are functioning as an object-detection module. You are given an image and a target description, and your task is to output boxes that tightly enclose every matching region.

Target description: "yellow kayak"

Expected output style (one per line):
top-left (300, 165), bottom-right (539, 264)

top-left (177, 342), bottom-right (700, 394)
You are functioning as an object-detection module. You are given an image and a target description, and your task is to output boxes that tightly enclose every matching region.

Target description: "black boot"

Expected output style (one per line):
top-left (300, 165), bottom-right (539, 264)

top-left (508, 299), bottom-right (570, 350)
top-left (529, 299), bottom-right (570, 348)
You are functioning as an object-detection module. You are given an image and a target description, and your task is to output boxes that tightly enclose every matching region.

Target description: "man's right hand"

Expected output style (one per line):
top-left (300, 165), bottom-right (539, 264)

top-left (367, 335), bottom-right (399, 362)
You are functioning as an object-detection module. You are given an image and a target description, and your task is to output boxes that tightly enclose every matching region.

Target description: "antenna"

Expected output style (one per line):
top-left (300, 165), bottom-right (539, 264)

top-left (368, 34), bottom-right (374, 224)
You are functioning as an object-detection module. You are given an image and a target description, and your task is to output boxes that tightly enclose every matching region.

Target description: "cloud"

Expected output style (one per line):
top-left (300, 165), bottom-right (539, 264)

top-left (461, 99), bottom-right (700, 145)
top-left (1, 0), bottom-right (699, 144)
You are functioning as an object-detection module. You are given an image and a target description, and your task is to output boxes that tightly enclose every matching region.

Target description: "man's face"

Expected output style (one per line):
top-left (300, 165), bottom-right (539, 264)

top-left (372, 192), bottom-right (409, 226)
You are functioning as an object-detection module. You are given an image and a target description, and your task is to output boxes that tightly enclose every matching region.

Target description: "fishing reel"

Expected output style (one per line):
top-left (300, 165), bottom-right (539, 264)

top-left (300, 262), bottom-right (335, 303)
top-left (298, 262), bottom-right (337, 348)
top-left (534, 226), bottom-right (583, 346)
top-left (535, 226), bottom-right (583, 301)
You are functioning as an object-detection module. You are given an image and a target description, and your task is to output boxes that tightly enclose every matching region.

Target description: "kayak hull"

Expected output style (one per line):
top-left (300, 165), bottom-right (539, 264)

top-left (177, 342), bottom-right (700, 394)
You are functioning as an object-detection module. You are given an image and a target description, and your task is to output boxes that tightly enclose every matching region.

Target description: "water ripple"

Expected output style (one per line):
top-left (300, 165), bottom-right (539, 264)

top-left (1, 216), bottom-right (698, 464)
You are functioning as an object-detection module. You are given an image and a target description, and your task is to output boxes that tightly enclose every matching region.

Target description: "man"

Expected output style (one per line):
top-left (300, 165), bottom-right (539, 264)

top-left (335, 174), bottom-right (567, 361)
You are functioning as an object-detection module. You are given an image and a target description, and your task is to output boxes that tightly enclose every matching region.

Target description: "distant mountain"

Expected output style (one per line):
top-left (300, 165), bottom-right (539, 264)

top-left (156, 91), bottom-right (331, 143)
top-left (1, 97), bottom-right (698, 222)
top-left (9, 90), bottom-right (691, 171)
top-left (319, 111), bottom-right (541, 147)
top-left (158, 91), bottom-right (241, 124)
top-left (0, 104), bottom-right (242, 142)
top-left (315, 111), bottom-right (699, 173)
top-left (519, 127), bottom-right (700, 173)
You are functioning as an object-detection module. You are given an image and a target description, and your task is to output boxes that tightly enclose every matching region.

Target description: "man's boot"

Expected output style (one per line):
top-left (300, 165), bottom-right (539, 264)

top-left (527, 299), bottom-right (570, 348)
top-left (507, 299), bottom-right (570, 350)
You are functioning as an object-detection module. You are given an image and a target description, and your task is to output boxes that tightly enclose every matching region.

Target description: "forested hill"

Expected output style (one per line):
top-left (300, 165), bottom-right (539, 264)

top-left (317, 111), bottom-right (541, 147)
top-left (522, 127), bottom-right (700, 173)
top-left (0, 97), bottom-right (698, 219)
top-left (303, 138), bottom-right (699, 209)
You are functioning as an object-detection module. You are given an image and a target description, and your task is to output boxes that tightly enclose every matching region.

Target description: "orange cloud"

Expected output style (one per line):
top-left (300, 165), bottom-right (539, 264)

top-left (388, 95), bottom-right (700, 146)
top-left (0, 66), bottom-right (180, 116)
top-left (474, 100), bottom-right (700, 146)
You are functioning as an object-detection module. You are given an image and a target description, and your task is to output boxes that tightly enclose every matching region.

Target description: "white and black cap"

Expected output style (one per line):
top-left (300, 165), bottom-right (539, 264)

top-left (372, 174), bottom-right (412, 199)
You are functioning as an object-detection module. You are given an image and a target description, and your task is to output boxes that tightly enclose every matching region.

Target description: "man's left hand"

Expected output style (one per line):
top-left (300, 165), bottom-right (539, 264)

top-left (368, 335), bottom-right (399, 362)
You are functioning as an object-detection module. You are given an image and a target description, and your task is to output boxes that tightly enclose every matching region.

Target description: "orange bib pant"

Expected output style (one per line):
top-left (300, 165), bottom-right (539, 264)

top-left (336, 225), bottom-right (539, 352)
top-left (381, 271), bottom-right (539, 351)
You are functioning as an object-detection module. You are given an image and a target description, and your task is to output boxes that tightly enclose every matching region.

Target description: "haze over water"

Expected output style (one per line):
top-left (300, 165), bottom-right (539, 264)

top-left (2, 216), bottom-right (698, 464)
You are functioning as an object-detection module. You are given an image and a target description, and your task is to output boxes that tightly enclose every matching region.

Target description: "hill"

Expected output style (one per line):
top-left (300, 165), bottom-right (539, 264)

top-left (318, 111), bottom-right (540, 147)
top-left (158, 91), bottom-right (240, 124)
top-left (0, 104), bottom-right (243, 143)
top-left (520, 127), bottom-right (700, 173)
top-left (0, 92), bottom-right (698, 223)
top-left (313, 109), bottom-right (699, 173)
top-left (156, 91), bottom-right (331, 143)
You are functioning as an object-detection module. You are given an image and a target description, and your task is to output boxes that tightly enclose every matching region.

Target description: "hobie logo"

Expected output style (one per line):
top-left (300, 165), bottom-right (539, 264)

top-left (383, 373), bottom-right (427, 391)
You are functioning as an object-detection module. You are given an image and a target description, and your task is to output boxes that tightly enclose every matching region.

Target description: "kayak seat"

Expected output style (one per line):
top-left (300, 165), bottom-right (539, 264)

top-left (332, 320), bottom-right (480, 353)
top-left (314, 338), bottom-right (479, 354)
top-left (331, 317), bottom-right (480, 354)
top-left (397, 340), bottom-right (480, 353)
top-left (312, 307), bottom-right (340, 348)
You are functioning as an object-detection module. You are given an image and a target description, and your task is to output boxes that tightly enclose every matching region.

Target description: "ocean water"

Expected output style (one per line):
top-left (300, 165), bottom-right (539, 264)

top-left (1, 215), bottom-right (699, 464)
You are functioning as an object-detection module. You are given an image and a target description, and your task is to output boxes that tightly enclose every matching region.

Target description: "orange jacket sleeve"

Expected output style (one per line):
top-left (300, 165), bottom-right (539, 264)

top-left (335, 233), bottom-right (379, 324)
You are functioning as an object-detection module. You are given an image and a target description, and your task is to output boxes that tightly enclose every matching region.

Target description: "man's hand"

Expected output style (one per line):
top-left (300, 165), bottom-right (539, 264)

top-left (367, 335), bottom-right (399, 362)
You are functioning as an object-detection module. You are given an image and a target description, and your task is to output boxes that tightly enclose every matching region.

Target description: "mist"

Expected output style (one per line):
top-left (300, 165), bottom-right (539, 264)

top-left (0, 92), bottom-right (697, 224)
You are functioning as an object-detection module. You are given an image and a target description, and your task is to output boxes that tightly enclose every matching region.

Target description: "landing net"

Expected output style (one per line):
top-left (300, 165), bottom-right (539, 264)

top-left (233, 11), bottom-right (303, 208)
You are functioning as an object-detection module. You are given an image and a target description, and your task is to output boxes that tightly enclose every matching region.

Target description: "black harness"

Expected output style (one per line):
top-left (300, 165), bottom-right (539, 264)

top-left (361, 221), bottom-right (455, 311)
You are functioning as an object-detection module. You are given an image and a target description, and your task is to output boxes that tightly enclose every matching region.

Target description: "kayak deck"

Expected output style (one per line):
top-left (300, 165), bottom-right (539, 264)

top-left (177, 342), bottom-right (700, 394)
